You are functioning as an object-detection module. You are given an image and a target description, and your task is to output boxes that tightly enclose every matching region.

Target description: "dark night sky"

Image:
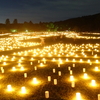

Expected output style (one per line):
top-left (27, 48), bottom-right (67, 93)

top-left (0, 0), bottom-right (100, 23)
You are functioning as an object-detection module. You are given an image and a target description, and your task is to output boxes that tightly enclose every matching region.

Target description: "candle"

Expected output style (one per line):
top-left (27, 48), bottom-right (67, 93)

top-left (21, 87), bottom-right (26, 94)
top-left (58, 71), bottom-right (61, 76)
top-left (71, 81), bottom-right (75, 87)
top-left (24, 73), bottom-right (27, 78)
top-left (76, 92), bottom-right (81, 100)
top-left (83, 68), bottom-right (86, 72)
top-left (7, 85), bottom-right (12, 91)
top-left (54, 79), bottom-right (57, 85)
top-left (70, 70), bottom-right (73, 75)
top-left (53, 68), bottom-right (56, 73)
top-left (98, 94), bottom-right (100, 100)
top-left (45, 91), bottom-right (49, 98)
top-left (48, 76), bottom-right (51, 81)
top-left (91, 80), bottom-right (96, 86)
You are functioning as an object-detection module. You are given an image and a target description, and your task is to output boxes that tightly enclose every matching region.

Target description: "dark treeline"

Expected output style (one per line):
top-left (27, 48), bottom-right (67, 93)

top-left (0, 13), bottom-right (100, 33)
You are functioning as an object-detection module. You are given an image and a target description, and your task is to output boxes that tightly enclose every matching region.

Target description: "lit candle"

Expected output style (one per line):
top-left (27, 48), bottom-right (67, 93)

top-left (7, 85), bottom-right (12, 91)
top-left (68, 66), bottom-right (71, 71)
top-left (30, 62), bottom-right (33, 65)
top-left (24, 73), bottom-right (27, 78)
top-left (76, 92), bottom-right (81, 100)
top-left (1, 68), bottom-right (4, 73)
top-left (58, 64), bottom-right (60, 67)
top-left (38, 60), bottom-right (40, 63)
top-left (33, 78), bottom-right (38, 84)
top-left (45, 91), bottom-right (49, 98)
top-left (34, 66), bottom-right (37, 70)
top-left (48, 76), bottom-right (51, 81)
top-left (96, 60), bottom-right (99, 63)
top-left (91, 80), bottom-right (96, 86)
top-left (21, 86), bottom-right (26, 94)
top-left (66, 58), bottom-right (69, 62)
top-left (71, 81), bottom-right (75, 87)
top-left (70, 70), bottom-right (73, 75)
top-left (84, 73), bottom-right (88, 79)
top-left (58, 71), bottom-right (61, 76)
top-left (20, 66), bottom-right (24, 71)
top-left (80, 59), bottom-right (83, 62)
top-left (54, 79), bottom-right (57, 85)
top-left (53, 68), bottom-right (56, 73)
top-left (40, 63), bottom-right (43, 66)
top-left (70, 75), bottom-right (74, 81)
top-left (98, 94), bottom-right (100, 100)
top-left (12, 67), bottom-right (16, 71)
top-left (95, 67), bottom-right (99, 71)
top-left (73, 64), bottom-right (75, 67)
top-left (83, 68), bottom-right (86, 72)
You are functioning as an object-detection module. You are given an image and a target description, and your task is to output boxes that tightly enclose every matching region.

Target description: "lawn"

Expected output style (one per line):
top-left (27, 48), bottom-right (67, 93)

top-left (0, 33), bottom-right (100, 100)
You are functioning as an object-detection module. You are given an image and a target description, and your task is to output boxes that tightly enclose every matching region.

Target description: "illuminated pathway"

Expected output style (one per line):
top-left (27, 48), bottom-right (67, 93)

top-left (0, 32), bottom-right (100, 100)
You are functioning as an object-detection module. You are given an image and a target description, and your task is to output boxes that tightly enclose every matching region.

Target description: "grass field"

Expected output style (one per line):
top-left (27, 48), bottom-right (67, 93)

top-left (0, 33), bottom-right (100, 100)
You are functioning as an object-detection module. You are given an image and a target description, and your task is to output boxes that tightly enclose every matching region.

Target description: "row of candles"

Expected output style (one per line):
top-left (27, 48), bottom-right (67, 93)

top-left (0, 40), bottom-right (100, 100)
top-left (0, 36), bottom-right (40, 51)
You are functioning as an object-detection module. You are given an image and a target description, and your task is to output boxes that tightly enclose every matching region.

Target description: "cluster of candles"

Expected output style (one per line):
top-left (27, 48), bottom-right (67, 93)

top-left (0, 33), bottom-right (100, 99)
top-left (0, 36), bottom-right (40, 51)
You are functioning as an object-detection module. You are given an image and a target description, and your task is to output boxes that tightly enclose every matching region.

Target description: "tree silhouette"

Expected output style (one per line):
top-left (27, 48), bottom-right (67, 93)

top-left (5, 19), bottom-right (10, 25)
top-left (13, 19), bottom-right (18, 24)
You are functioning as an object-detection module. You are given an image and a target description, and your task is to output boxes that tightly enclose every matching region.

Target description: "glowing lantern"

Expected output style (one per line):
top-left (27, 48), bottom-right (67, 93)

top-left (80, 59), bottom-right (83, 62)
top-left (71, 81), bottom-right (75, 87)
top-left (34, 66), bottom-right (37, 70)
top-left (88, 59), bottom-right (90, 63)
top-left (31, 58), bottom-right (34, 60)
top-left (48, 76), bottom-right (51, 81)
top-left (40, 63), bottom-right (43, 66)
top-left (54, 79), bottom-right (57, 85)
top-left (18, 63), bottom-right (21, 66)
top-left (98, 94), bottom-right (100, 100)
top-left (84, 73), bottom-right (88, 79)
top-left (68, 66), bottom-right (71, 71)
top-left (73, 59), bottom-right (75, 62)
top-left (3, 62), bottom-right (6, 65)
top-left (58, 64), bottom-right (60, 67)
top-left (96, 60), bottom-right (99, 63)
top-left (12, 67), bottom-right (16, 71)
top-left (70, 70), bottom-right (73, 75)
top-left (24, 73), bottom-right (27, 78)
top-left (30, 62), bottom-right (33, 65)
top-left (20, 67), bottom-right (24, 71)
top-left (53, 68), bottom-right (56, 73)
top-left (95, 67), bottom-right (99, 71)
top-left (7, 85), bottom-right (12, 91)
top-left (83, 68), bottom-right (86, 72)
top-left (21, 87), bottom-right (26, 94)
top-left (1, 68), bottom-right (4, 73)
top-left (58, 71), bottom-right (61, 76)
top-left (66, 58), bottom-right (69, 62)
top-left (45, 91), bottom-right (49, 98)
top-left (33, 78), bottom-right (38, 84)
top-left (91, 80), bottom-right (96, 86)
top-left (70, 75), bottom-right (74, 81)
top-left (38, 60), bottom-right (40, 63)
top-left (73, 64), bottom-right (75, 67)
top-left (0, 67), bottom-right (3, 70)
top-left (76, 92), bottom-right (81, 100)
top-left (52, 58), bottom-right (56, 61)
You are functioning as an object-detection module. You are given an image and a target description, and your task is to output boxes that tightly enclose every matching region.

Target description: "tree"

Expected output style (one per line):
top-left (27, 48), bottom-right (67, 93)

top-left (13, 19), bottom-right (18, 24)
top-left (5, 19), bottom-right (10, 25)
